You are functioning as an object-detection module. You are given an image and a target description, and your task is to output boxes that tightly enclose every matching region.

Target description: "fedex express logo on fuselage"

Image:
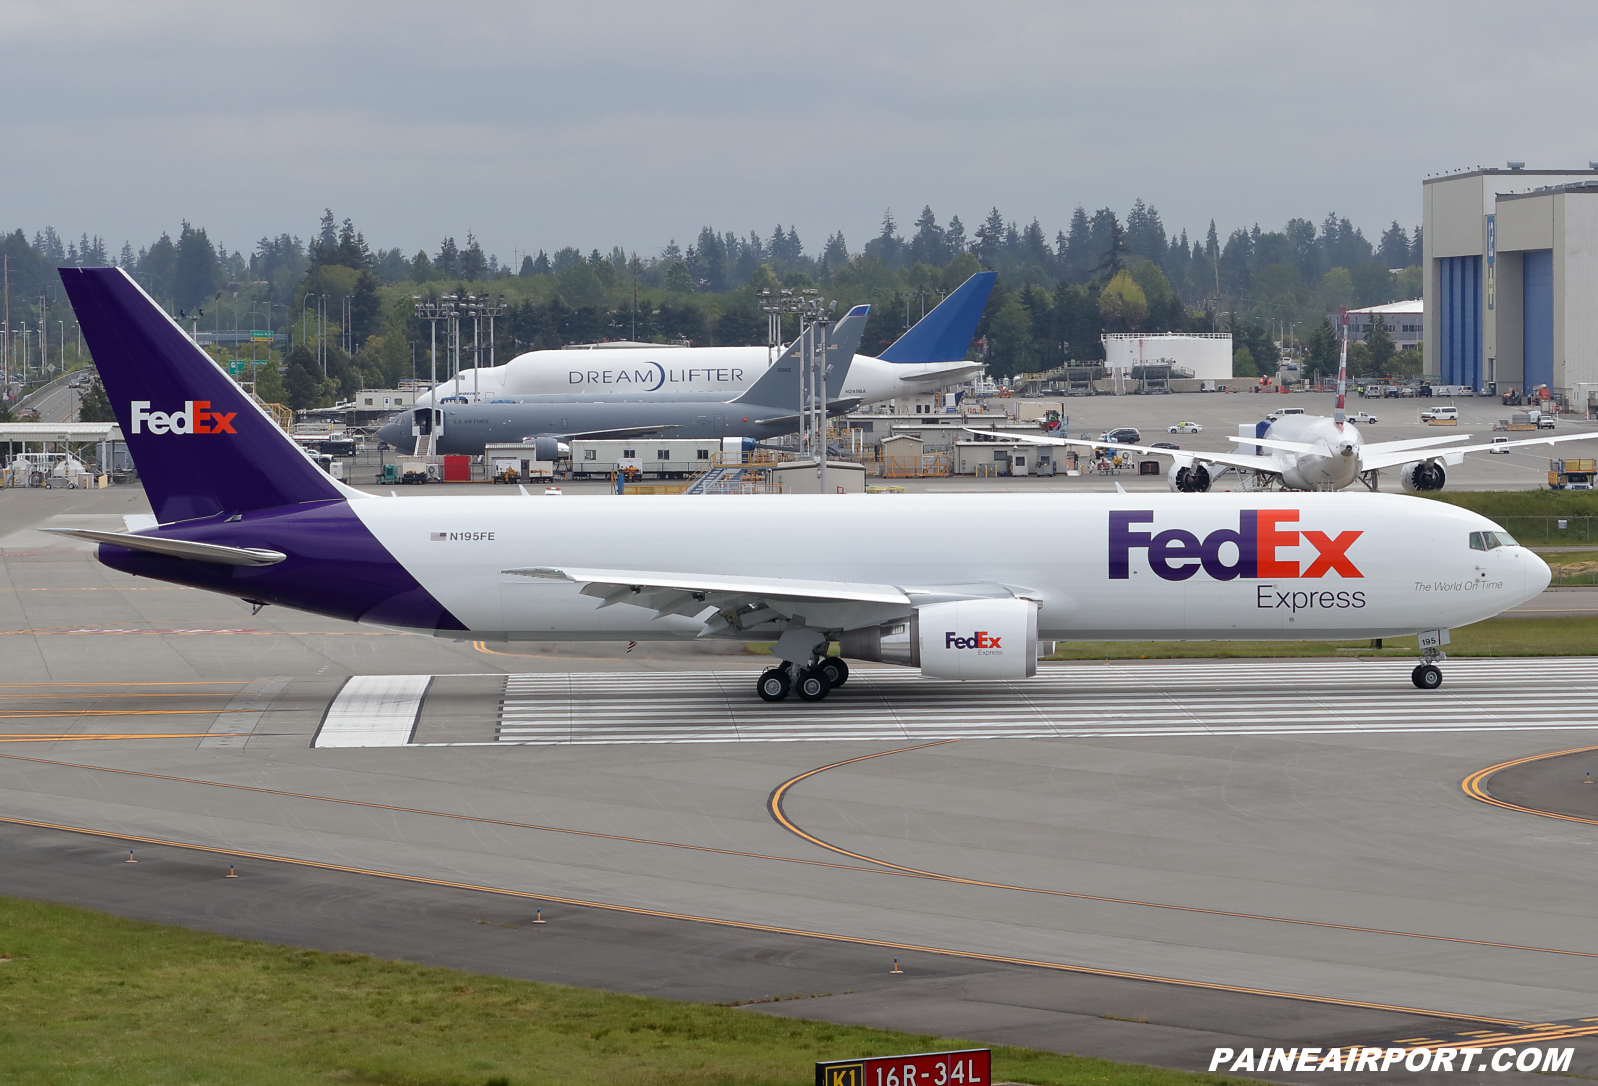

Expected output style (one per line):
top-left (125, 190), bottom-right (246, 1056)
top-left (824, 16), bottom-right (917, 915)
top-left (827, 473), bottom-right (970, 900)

top-left (129, 401), bottom-right (237, 435)
top-left (1110, 510), bottom-right (1362, 582)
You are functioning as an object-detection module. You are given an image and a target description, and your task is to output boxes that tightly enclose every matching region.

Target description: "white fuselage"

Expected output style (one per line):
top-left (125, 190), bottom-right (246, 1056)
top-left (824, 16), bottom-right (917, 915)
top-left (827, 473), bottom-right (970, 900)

top-left (1255, 415), bottom-right (1364, 490)
top-left (348, 491), bottom-right (1544, 643)
top-left (415, 346), bottom-right (979, 410)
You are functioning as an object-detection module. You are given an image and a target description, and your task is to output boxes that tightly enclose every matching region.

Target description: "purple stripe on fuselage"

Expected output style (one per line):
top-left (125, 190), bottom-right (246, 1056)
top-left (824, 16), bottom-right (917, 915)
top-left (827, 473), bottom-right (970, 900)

top-left (99, 501), bottom-right (467, 632)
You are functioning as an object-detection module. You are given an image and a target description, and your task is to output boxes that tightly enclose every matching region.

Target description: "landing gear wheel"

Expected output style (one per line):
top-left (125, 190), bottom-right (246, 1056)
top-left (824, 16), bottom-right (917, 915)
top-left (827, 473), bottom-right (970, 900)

top-left (794, 667), bottom-right (832, 702)
top-left (817, 657), bottom-right (849, 688)
top-left (1412, 663), bottom-right (1442, 690)
top-left (757, 667), bottom-right (792, 702)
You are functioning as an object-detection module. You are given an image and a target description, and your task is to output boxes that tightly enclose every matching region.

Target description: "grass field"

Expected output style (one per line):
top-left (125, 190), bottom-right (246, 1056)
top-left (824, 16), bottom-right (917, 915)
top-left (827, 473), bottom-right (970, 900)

top-left (0, 896), bottom-right (1253, 1086)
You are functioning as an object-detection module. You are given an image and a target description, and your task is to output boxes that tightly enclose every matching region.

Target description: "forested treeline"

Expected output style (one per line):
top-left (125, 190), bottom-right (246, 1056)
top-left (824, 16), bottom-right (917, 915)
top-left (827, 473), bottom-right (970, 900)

top-left (4, 199), bottom-right (1424, 409)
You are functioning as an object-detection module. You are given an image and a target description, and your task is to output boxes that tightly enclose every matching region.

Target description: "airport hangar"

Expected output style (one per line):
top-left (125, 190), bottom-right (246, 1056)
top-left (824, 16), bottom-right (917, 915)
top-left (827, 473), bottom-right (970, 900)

top-left (1424, 165), bottom-right (1598, 402)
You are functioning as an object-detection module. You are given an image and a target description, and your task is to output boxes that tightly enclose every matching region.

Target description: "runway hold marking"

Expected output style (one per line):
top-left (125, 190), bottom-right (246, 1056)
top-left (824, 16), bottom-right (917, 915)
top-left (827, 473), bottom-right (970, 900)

top-left (765, 743), bottom-right (1598, 963)
top-left (313, 675), bottom-right (432, 748)
top-left (1463, 744), bottom-right (1598, 826)
top-left (481, 659), bottom-right (1598, 745)
top-left (0, 810), bottom-right (1523, 1027)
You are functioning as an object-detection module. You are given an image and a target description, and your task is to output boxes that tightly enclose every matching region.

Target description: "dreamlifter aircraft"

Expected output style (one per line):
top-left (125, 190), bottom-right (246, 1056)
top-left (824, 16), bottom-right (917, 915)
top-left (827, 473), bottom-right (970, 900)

top-left (53, 268), bottom-right (1549, 700)
top-left (409, 271), bottom-right (996, 409)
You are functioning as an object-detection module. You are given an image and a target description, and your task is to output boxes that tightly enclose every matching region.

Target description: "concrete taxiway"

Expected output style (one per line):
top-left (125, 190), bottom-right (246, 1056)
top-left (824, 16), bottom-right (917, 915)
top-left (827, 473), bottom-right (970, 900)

top-left (6, 486), bottom-right (1598, 1082)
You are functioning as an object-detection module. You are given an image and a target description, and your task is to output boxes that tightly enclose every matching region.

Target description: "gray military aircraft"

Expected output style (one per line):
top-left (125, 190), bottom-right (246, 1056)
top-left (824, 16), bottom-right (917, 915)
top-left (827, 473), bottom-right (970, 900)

top-left (379, 305), bottom-right (868, 458)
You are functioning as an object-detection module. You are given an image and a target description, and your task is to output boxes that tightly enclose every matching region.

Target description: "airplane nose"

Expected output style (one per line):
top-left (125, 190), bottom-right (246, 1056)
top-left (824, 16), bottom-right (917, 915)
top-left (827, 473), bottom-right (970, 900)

top-left (376, 420), bottom-right (414, 454)
top-left (1526, 548), bottom-right (1552, 600)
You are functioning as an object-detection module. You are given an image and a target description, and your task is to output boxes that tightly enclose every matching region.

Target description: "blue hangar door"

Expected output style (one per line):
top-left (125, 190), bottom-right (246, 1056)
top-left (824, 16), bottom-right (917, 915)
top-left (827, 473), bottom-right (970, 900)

top-left (1523, 249), bottom-right (1554, 392)
top-left (1438, 255), bottom-right (1481, 389)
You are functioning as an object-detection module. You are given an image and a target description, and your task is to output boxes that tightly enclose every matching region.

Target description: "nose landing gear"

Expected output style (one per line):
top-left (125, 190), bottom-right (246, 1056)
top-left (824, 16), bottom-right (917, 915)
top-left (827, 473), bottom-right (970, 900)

top-left (1411, 646), bottom-right (1446, 689)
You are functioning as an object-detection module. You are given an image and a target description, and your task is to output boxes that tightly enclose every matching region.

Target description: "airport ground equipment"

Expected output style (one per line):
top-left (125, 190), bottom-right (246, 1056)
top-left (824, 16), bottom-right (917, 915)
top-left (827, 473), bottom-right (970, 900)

top-left (1549, 459), bottom-right (1596, 490)
top-left (46, 267), bottom-right (1555, 703)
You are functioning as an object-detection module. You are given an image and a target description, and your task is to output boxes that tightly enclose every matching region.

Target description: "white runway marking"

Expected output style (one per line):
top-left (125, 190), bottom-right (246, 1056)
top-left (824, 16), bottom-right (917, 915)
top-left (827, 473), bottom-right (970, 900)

top-left (467, 659), bottom-right (1598, 746)
top-left (315, 674), bottom-right (432, 747)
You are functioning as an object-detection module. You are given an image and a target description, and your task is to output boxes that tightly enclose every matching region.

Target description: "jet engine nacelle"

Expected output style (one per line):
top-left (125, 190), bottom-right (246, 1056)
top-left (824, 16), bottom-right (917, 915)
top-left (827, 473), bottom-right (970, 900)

top-left (840, 600), bottom-right (1038, 680)
top-left (1398, 460), bottom-right (1447, 492)
top-left (531, 436), bottom-right (569, 462)
top-left (1169, 462), bottom-right (1211, 492)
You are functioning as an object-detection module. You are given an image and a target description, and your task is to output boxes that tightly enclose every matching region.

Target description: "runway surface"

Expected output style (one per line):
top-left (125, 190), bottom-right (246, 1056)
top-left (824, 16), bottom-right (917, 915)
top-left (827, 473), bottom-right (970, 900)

top-left (8, 487), bottom-right (1598, 1081)
top-left (313, 659), bottom-right (1598, 747)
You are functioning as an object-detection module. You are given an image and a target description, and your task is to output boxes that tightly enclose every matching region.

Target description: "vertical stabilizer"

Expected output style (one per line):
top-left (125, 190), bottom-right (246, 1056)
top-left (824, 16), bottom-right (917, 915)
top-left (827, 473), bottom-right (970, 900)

top-left (735, 304), bottom-right (869, 407)
top-left (1335, 307), bottom-right (1349, 429)
top-left (60, 268), bottom-right (349, 524)
top-left (877, 272), bottom-right (996, 363)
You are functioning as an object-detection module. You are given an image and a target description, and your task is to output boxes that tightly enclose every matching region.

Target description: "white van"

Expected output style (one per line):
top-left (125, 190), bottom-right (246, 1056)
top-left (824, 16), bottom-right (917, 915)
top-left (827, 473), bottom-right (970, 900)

top-left (1264, 407), bottom-right (1305, 421)
top-left (1420, 405), bottom-right (1458, 422)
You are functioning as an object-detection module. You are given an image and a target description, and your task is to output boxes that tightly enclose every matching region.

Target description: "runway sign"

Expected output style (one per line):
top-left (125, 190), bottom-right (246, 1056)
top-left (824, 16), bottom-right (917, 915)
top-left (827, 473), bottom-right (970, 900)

top-left (816, 1049), bottom-right (989, 1086)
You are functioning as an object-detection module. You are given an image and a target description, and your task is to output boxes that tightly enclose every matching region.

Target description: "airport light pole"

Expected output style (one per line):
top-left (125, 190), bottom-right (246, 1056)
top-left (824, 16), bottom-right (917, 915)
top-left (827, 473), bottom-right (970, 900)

top-left (413, 295), bottom-right (444, 388)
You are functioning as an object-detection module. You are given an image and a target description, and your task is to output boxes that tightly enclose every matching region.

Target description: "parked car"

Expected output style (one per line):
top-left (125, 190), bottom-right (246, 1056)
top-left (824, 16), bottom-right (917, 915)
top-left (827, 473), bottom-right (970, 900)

top-left (1539, 415), bottom-right (1557, 429)
top-left (1150, 441), bottom-right (1180, 450)
top-left (1264, 408), bottom-right (1305, 421)
top-left (1420, 405), bottom-right (1458, 422)
top-left (1167, 421), bottom-right (1203, 434)
top-left (1099, 427), bottom-right (1141, 444)
top-left (1490, 436), bottom-right (1511, 454)
top-left (1347, 411), bottom-right (1379, 424)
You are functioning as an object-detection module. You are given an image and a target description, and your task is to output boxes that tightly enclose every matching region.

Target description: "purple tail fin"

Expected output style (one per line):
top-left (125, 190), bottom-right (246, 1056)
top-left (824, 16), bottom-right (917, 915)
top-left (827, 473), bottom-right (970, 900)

top-left (60, 268), bottom-right (343, 524)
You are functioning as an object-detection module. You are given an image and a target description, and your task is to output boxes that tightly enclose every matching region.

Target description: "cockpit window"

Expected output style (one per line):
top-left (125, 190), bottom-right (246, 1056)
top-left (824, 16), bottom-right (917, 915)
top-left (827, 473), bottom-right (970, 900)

top-left (1491, 530), bottom-right (1518, 547)
top-left (1470, 531), bottom-right (1511, 551)
top-left (1469, 532), bottom-right (1487, 551)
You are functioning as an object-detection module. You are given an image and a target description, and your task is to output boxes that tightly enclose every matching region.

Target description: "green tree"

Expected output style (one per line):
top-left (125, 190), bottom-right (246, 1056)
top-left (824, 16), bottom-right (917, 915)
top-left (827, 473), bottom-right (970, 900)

top-left (1098, 270), bottom-right (1148, 331)
top-left (1318, 267), bottom-right (1354, 312)
top-left (1346, 341), bottom-right (1374, 377)
top-left (1351, 260), bottom-right (1395, 307)
top-left (663, 261), bottom-right (694, 294)
top-left (1364, 313), bottom-right (1396, 374)
top-left (1394, 265), bottom-right (1422, 299)
top-left (747, 263), bottom-right (779, 292)
top-left (283, 344), bottom-right (337, 409)
top-left (1233, 346), bottom-right (1257, 378)
top-left (1305, 318), bottom-right (1339, 382)
top-left (173, 221), bottom-right (222, 310)
top-left (77, 372), bottom-right (115, 422)
top-left (985, 297), bottom-right (1035, 377)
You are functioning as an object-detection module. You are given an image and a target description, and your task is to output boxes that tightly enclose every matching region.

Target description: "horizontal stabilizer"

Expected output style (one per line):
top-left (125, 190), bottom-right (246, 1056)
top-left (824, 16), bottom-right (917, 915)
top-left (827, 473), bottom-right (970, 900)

top-left (42, 528), bottom-right (287, 566)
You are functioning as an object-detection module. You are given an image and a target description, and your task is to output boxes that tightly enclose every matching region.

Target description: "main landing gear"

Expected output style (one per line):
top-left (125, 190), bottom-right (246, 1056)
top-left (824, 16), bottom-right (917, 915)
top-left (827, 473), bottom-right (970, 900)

top-left (755, 657), bottom-right (849, 703)
top-left (1411, 647), bottom-right (1445, 690)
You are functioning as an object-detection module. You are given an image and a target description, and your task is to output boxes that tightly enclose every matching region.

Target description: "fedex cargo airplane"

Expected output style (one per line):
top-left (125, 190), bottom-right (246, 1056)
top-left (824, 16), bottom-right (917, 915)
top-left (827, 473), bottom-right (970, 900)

top-left (53, 268), bottom-right (1548, 701)
top-left (409, 271), bottom-right (995, 409)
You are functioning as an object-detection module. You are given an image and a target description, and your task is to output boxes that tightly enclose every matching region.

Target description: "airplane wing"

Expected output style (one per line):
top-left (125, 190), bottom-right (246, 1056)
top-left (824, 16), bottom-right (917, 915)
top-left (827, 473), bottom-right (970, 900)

top-left (751, 398), bottom-right (863, 427)
top-left (960, 429), bottom-right (1282, 474)
top-left (502, 565), bottom-right (1026, 632)
top-left (1359, 430), bottom-right (1598, 472)
top-left (1358, 434), bottom-right (1481, 456)
top-left (559, 423), bottom-right (681, 440)
top-left (41, 528), bottom-right (287, 566)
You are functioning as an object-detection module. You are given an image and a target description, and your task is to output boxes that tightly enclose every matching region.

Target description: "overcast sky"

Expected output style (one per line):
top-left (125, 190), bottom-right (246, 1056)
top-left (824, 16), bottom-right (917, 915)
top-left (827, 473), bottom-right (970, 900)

top-left (6, 0), bottom-right (1596, 263)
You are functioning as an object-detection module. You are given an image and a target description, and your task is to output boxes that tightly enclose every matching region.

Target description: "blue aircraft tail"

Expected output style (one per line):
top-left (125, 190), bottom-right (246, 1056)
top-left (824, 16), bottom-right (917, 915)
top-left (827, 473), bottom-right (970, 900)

top-left (60, 268), bottom-right (345, 524)
top-left (876, 271), bottom-right (996, 363)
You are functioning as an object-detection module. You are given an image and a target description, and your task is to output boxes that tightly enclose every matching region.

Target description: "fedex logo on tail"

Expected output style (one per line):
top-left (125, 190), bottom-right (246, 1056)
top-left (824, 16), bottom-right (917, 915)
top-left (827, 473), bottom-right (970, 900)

top-left (130, 401), bottom-right (237, 435)
top-left (1110, 510), bottom-right (1362, 582)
